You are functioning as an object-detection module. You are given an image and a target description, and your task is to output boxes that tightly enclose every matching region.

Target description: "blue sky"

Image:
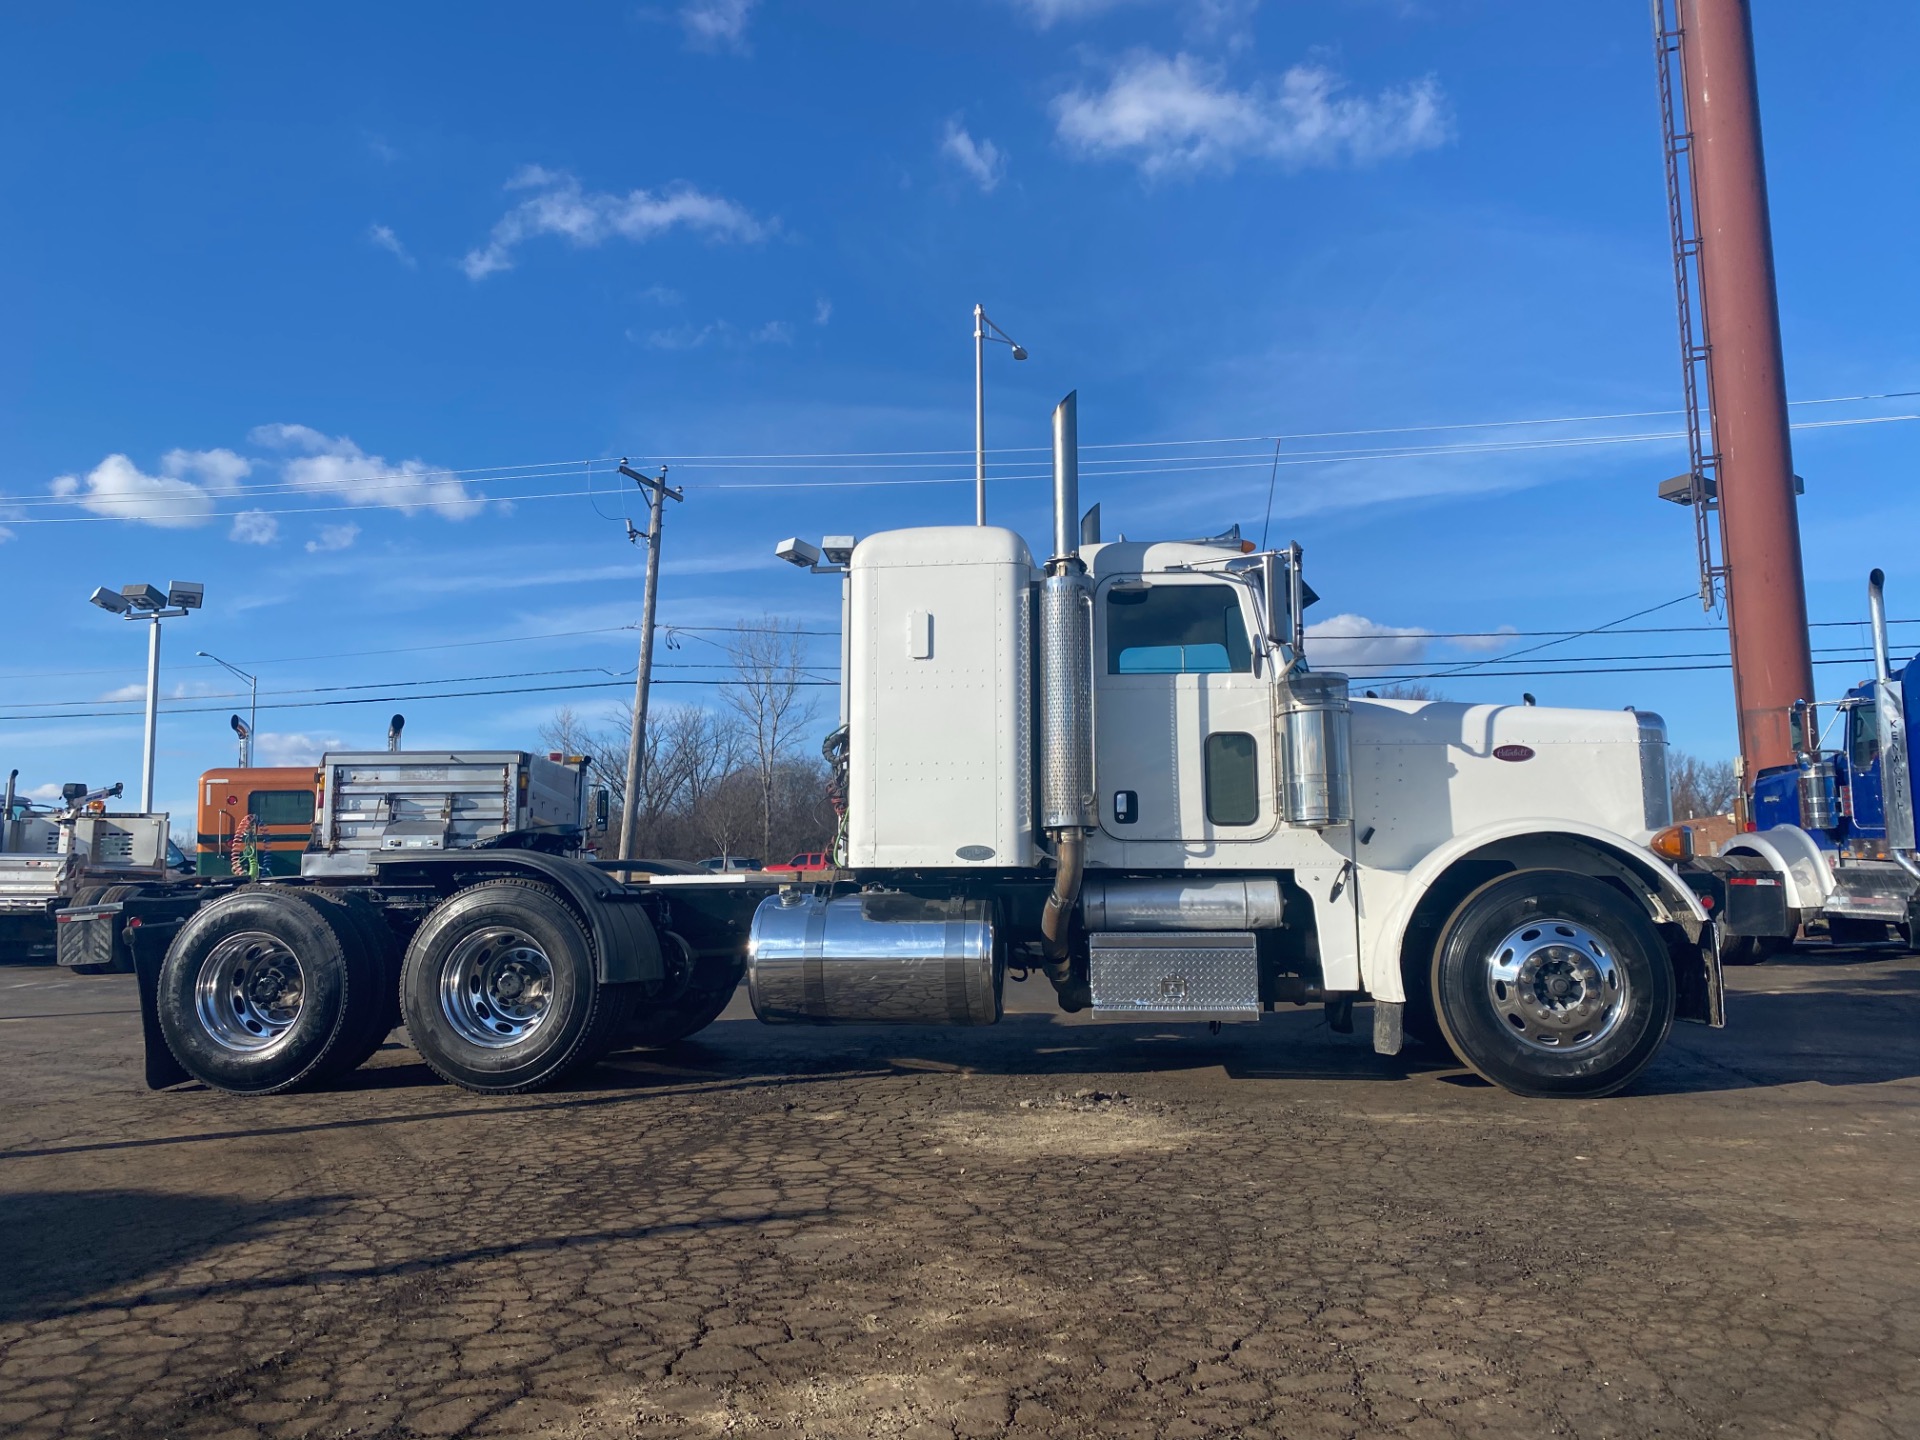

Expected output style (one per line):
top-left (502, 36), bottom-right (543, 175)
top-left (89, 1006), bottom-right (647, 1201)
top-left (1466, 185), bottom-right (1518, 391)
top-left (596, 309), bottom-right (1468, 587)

top-left (2, 1), bottom-right (1916, 825)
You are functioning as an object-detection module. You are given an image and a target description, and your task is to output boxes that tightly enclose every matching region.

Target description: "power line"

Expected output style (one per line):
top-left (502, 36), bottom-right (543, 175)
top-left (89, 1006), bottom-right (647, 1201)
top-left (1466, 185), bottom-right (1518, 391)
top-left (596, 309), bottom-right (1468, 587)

top-left (0, 676), bottom-right (841, 724)
top-left (4, 399), bottom-right (1914, 525)
top-left (0, 621), bottom-right (843, 684)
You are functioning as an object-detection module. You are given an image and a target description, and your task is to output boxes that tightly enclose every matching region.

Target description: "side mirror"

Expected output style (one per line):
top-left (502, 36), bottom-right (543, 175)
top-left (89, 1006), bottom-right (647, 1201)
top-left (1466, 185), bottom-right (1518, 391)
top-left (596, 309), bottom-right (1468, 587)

top-left (1259, 553), bottom-right (1285, 644)
top-left (1260, 547), bottom-right (1307, 658)
top-left (592, 787), bottom-right (610, 833)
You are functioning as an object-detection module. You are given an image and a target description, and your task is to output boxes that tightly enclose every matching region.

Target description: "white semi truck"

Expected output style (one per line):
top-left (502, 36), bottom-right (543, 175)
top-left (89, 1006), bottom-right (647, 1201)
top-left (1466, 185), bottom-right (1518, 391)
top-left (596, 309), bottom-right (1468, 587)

top-left (121, 394), bottom-right (1719, 1100)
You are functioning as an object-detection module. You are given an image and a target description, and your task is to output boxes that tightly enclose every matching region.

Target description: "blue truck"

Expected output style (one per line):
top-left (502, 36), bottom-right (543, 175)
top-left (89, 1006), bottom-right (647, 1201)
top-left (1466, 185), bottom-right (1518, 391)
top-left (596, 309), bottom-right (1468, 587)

top-left (1678, 570), bottom-right (1920, 960)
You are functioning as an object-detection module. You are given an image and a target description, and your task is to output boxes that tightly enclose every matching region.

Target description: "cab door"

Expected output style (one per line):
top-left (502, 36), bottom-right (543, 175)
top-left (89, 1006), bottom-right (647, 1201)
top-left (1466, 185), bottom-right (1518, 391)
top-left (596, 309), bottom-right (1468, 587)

top-left (1093, 574), bottom-right (1276, 845)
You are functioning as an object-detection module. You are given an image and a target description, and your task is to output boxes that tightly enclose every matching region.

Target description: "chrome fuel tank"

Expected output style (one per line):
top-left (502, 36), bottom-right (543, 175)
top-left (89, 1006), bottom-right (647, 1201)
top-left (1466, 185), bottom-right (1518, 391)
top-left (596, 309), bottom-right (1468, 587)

top-left (746, 891), bottom-right (1002, 1025)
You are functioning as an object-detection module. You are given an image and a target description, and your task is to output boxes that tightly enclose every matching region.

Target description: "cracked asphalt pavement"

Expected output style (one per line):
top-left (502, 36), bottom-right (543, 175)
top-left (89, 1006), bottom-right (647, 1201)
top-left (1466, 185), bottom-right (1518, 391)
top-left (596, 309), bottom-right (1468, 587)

top-left (3, 944), bottom-right (1919, 1439)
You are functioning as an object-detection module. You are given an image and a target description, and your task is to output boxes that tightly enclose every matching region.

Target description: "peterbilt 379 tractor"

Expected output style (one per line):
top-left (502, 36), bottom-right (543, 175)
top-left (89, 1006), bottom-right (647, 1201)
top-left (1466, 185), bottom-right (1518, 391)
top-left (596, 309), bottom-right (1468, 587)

top-left (105, 393), bottom-right (1721, 1101)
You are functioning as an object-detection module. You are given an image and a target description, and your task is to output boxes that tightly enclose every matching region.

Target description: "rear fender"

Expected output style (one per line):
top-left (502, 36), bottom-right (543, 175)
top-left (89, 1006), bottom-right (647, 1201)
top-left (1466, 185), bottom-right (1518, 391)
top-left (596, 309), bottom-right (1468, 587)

top-left (367, 852), bottom-right (663, 983)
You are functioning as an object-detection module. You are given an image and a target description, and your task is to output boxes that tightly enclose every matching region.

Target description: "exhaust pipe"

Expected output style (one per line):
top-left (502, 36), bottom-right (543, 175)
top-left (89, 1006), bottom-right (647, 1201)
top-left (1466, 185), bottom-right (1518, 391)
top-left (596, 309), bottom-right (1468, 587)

top-left (1040, 393), bottom-right (1095, 956)
top-left (2, 769), bottom-right (15, 847)
top-left (1052, 393), bottom-right (1080, 562)
top-left (387, 713), bottom-right (406, 752)
top-left (1870, 568), bottom-right (1891, 683)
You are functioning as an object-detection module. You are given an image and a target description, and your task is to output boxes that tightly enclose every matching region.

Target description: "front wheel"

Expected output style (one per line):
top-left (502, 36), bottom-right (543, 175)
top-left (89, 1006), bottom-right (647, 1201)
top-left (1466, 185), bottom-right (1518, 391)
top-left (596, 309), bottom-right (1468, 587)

top-left (400, 880), bottom-right (637, 1094)
top-left (1432, 870), bottom-right (1675, 1099)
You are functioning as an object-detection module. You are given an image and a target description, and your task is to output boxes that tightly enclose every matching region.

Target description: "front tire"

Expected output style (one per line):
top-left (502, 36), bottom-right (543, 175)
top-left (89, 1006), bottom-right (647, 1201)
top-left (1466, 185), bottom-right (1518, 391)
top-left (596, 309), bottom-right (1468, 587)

top-left (1431, 871), bottom-right (1675, 1099)
top-left (400, 880), bottom-right (637, 1094)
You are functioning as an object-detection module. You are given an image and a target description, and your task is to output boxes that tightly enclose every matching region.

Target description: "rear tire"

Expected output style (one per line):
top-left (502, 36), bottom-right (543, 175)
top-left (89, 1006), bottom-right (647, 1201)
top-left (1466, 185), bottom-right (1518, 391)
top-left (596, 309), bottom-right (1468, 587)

top-left (157, 888), bottom-right (369, 1094)
top-left (1721, 933), bottom-right (1791, 966)
top-left (625, 950), bottom-right (743, 1050)
top-left (1432, 870), bottom-right (1675, 1099)
top-left (400, 880), bottom-right (638, 1094)
top-left (301, 888), bottom-right (400, 1077)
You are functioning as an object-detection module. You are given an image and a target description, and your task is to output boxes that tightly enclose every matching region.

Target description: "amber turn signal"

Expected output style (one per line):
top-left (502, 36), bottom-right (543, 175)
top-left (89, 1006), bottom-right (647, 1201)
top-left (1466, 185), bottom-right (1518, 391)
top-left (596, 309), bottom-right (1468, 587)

top-left (1648, 823), bottom-right (1695, 863)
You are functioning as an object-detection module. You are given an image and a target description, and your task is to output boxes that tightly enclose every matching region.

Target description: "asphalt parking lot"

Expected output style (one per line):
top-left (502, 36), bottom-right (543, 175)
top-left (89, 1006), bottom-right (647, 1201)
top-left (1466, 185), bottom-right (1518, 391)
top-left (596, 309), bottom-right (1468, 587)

top-left (3, 946), bottom-right (1918, 1440)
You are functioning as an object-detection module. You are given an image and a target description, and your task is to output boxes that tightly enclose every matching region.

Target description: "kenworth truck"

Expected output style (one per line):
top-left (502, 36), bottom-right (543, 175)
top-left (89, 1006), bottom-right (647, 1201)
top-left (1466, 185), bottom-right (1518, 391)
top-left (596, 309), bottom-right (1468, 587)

top-left (117, 394), bottom-right (1721, 1101)
top-left (1669, 570), bottom-right (1920, 961)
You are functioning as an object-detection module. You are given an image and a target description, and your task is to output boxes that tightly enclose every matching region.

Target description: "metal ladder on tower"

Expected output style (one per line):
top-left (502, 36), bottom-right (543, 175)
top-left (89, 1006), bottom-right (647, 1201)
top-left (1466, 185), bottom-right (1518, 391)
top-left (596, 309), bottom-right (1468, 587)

top-left (1653, 0), bottom-right (1728, 612)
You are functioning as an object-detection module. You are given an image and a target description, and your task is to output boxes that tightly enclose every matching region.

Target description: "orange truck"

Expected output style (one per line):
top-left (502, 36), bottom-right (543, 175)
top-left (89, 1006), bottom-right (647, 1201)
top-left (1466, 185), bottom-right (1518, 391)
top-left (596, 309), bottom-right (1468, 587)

top-left (195, 767), bottom-right (319, 877)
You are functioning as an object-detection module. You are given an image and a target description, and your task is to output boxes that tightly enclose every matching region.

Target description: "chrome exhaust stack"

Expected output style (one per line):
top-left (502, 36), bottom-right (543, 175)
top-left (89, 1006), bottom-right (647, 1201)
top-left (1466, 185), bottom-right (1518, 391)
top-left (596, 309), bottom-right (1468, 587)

top-left (1040, 393), bottom-right (1095, 955)
top-left (1870, 568), bottom-right (1892, 683)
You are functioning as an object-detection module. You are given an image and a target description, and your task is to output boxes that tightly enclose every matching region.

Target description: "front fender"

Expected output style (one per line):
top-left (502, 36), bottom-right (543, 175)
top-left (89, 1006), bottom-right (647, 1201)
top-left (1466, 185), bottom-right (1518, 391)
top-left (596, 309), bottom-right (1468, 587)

top-left (1365, 817), bottom-right (1710, 999)
top-left (1718, 825), bottom-right (1833, 913)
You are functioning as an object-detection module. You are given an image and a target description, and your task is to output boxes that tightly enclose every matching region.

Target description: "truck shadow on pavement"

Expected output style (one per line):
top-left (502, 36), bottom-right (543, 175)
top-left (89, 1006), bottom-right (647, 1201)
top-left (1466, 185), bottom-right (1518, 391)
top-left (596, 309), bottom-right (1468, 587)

top-left (0, 1194), bottom-right (816, 1326)
top-left (0, 1188), bottom-right (344, 1325)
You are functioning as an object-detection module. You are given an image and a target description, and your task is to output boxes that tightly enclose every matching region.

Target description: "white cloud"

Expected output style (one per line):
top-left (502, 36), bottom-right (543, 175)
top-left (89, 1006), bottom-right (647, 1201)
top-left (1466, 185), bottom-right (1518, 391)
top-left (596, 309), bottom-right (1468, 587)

top-left (1011, 0), bottom-right (1137, 25)
top-left (253, 732), bottom-right (343, 767)
top-left (252, 424), bottom-right (483, 519)
top-left (639, 283), bottom-right (685, 305)
top-left (814, 297), bottom-right (832, 326)
top-left (369, 223), bottom-right (416, 267)
top-left (26, 782), bottom-right (63, 803)
top-left (1052, 53), bottom-right (1450, 177)
top-left (1304, 613), bottom-right (1432, 672)
top-left (47, 447), bottom-right (251, 529)
top-left (1009, 0), bottom-right (1256, 36)
top-left (941, 119), bottom-right (1007, 193)
top-left (1450, 624), bottom-right (1520, 653)
top-left (637, 319), bottom-right (794, 351)
top-left (305, 523), bottom-right (361, 553)
top-left (680, 0), bottom-right (756, 51)
top-left (0, 525), bottom-right (13, 544)
top-left (230, 509), bottom-right (279, 545)
top-left (462, 167), bottom-right (767, 280)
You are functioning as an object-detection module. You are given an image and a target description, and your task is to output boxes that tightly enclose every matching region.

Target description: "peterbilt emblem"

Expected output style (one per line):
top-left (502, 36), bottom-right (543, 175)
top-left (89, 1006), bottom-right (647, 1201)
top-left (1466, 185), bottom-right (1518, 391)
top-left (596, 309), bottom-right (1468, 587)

top-left (1494, 744), bottom-right (1536, 762)
top-left (955, 844), bottom-right (996, 861)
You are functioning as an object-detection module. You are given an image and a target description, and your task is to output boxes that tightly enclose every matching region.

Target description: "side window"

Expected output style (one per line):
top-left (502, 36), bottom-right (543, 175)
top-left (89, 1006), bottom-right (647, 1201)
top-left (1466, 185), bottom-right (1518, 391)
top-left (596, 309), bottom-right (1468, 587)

top-left (1849, 702), bottom-right (1880, 772)
top-left (1204, 732), bottom-right (1259, 826)
top-left (248, 789), bottom-right (315, 826)
top-left (1108, 583), bottom-right (1253, 674)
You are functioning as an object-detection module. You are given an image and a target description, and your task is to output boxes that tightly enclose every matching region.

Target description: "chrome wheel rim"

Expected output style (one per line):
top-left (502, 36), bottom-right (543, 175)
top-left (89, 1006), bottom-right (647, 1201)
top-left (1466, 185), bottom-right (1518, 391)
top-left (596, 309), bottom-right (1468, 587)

top-left (440, 926), bottom-right (555, 1048)
top-left (195, 930), bottom-right (306, 1054)
top-left (1484, 917), bottom-right (1626, 1053)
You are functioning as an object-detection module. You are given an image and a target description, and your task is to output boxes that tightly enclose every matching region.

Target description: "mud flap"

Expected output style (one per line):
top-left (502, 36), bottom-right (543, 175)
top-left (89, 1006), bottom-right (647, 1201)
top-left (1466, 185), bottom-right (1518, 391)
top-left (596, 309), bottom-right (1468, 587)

top-left (132, 924), bottom-right (190, 1089)
top-left (1670, 922), bottom-right (1725, 1028)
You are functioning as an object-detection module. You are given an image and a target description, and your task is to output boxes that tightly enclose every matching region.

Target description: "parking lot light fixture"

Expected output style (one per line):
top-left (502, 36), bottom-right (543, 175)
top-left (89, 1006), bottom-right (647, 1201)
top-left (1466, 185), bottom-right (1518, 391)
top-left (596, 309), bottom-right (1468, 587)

top-left (91, 581), bottom-right (202, 812)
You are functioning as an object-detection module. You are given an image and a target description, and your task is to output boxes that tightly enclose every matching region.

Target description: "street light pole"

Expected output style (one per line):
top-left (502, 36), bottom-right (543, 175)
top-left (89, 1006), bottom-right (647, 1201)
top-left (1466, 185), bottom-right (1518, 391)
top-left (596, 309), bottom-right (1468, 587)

top-left (974, 305), bottom-right (987, 526)
top-left (91, 581), bottom-right (202, 815)
top-left (615, 463), bottom-right (684, 864)
top-left (141, 616), bottom-right (161, 812)
top-left (973, 305), bottom-right (1028, 526)
top-left (197, 651), bottom-right (258, 767)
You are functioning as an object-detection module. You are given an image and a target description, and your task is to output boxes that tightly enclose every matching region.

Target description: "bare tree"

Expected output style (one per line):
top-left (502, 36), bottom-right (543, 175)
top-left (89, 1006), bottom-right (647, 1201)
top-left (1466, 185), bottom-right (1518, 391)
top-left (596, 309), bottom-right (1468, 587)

top-left (723, 620), bottom-right (818, 863)
top-left (1670, 750), bottom-right (1738, 820)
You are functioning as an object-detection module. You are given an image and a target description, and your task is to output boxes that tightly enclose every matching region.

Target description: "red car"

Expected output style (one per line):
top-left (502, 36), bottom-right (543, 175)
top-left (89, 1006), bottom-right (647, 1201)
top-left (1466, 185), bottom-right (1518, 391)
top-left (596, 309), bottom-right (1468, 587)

top-left (782, 851), bottom-right (833, 872)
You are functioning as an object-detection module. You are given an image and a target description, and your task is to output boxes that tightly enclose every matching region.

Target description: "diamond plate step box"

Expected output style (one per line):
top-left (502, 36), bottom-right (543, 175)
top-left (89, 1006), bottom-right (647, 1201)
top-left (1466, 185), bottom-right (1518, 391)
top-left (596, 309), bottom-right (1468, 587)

top-left (1088, 931), bottom-right (1259, 1023)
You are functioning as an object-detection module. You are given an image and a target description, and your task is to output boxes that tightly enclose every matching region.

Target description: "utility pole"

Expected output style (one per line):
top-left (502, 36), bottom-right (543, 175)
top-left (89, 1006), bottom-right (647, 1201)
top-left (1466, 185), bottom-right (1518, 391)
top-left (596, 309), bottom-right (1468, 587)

top-left (616, 462), bottom-right (683, 863)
